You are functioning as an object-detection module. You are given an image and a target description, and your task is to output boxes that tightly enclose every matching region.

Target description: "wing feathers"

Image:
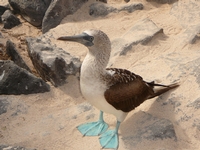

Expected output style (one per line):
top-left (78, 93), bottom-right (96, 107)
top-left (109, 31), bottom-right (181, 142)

top-left (148, 82), bottom-right (179, 99)
top-left (104, 68), bottom-right (179, 112)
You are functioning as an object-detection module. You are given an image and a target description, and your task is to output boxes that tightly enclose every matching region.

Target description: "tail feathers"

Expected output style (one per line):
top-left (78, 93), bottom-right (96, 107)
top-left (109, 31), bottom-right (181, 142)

top-left (148, 82), bottom-right (179, 99)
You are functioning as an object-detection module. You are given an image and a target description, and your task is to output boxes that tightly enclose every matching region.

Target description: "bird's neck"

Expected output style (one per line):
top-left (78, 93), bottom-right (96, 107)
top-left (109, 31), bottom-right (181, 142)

top-left (81, 50), bottom-right (110, 79)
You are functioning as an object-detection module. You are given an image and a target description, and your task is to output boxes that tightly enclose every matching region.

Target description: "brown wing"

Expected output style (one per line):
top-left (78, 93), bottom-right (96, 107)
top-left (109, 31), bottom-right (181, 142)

top-left (104, 68), bottom-right (154, 112)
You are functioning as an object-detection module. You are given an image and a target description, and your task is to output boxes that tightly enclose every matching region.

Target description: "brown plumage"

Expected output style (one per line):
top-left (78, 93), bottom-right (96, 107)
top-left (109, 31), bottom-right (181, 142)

top-left (104, 68), bottom-right (179, 112)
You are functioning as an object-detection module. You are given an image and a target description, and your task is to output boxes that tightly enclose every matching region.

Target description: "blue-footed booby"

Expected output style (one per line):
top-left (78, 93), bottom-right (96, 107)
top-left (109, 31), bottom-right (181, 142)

top-left (57, 29), bottom-right (179, 149)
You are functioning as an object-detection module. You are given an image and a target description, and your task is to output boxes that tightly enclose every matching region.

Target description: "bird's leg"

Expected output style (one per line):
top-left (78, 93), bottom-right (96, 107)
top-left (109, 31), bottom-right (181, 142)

top-left (77, 111), bottom-right (109, 136)
top-left (99, 121), bottom-right (121, 150)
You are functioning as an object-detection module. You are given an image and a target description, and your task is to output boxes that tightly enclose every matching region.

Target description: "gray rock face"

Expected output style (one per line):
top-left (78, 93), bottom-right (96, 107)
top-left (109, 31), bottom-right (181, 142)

top-left (6, 40), bottom-right (31, 72)
top-left (89, 2), bottom-right (143, 17)
top-left (89, 3), bottom-right (117, 17)
top-left (1, 10), bottom-right (21, 29)
top-left (42, 0), bottom-right (87, 33)
top-left (0, 5), bottom-right (9, 23)
top-left (110, 18), bottom-right (163, 59)
top-left (26, 36), bottom-right (81, 87)
top-left (0, 60), bottom-right (50, 95)
top-left (8, 0), bottom-right (51, 27)
top-left (0, 6), bottom-right (9, 15)
top-left (118, 3), bottom-right (144, 13)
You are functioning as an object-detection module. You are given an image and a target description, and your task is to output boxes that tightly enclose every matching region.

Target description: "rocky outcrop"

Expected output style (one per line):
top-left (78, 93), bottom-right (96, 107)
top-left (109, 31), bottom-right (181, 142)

top-left (89, 2), bottom-right (143, 17)
top-left (42, 0), bottom-right (87, 33)
top-left (0, 60), bottom-right (50, 95)
top-left (109, 18), bottom-right (163, 64)
top-left (89, 3), bottom-right (117, 16)
top-left (8, 0), bottom-right (51, 27)
top-left (1, 10), bottom-right (21, 29)
top-left (7, 0), bottom-right (88, 33)
top-left (6, 40), bottom-right (31, 72)
top-left (0, 5), bottom-right (9, 23)
top-left (26, 36), bottom-right (81, 87)
top-left (0, 6), bottom-right (9, 15)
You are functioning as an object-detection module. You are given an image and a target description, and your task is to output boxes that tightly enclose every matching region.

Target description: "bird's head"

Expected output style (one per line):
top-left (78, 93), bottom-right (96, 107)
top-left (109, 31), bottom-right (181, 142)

top-left (57, 29), bottom-right (111, 55)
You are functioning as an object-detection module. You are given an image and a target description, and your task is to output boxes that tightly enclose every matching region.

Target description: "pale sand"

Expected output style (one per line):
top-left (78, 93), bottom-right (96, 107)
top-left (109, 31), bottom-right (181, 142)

top-left (1, 0), bottom-right (200, 150)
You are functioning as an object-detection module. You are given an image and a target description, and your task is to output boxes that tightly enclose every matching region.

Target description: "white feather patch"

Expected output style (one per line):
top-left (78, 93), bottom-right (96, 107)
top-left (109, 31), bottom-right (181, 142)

top-left (107, 69), bottom-right (116, 76)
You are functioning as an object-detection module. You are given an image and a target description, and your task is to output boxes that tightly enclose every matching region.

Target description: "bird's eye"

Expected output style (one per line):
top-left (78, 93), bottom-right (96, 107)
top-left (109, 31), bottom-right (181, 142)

top-left (90, 36), bottom-right (94, 41)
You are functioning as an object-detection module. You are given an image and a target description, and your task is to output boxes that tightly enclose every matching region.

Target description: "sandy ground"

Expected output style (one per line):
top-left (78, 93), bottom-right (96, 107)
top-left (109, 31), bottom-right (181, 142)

top-left (1, 0), bottom-right (200, 150)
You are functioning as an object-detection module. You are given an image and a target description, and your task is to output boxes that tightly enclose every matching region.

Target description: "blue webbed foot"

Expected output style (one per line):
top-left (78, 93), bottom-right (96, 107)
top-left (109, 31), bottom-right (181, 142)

top-left (99, 129), bottom-right (119, 149)
top-left (77, 111), bottom-right (108, 136)
top-left (77, 120), bottom-right (108, 136)
top-left (99, 121), bottom-right (121, 150)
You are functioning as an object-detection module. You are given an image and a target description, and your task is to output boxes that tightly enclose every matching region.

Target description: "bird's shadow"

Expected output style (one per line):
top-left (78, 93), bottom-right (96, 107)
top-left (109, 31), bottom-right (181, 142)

top-left (119, 90), bottom-right (190, 150)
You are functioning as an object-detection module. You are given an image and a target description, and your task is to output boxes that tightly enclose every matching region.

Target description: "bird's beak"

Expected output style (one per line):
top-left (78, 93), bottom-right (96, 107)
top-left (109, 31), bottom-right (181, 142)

top-left (57, 33), bottom-right (94, 47)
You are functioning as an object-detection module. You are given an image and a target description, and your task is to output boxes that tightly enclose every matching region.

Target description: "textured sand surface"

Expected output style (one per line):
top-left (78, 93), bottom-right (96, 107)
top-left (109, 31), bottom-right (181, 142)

top-left (1, 0), bottom-right (200, 150)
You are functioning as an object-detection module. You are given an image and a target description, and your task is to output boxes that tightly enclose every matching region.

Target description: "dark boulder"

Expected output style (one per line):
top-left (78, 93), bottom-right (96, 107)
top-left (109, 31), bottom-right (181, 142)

top-left (118, 3), bottom-right (143, 13)
top-left (89, 2), bottom-right (143, 17)
top-left (0, 60), bottom-right (50, 95)
top-left (0, 5), bottom-right (9, 23)
top-left (26, 36), bottom-right (81, 87)
top-left (6, 40), bottom-right (31, 72)
top-left (0, 6), bottom-right (9, 15)
top-left (1, 10), bottom-right (21, 29)
top-left (8, 0), bottom-right (51, 27)
top-left (89, 2), bottom-right (117, 17)
top-left (42, 0), bottom-right (87, 33)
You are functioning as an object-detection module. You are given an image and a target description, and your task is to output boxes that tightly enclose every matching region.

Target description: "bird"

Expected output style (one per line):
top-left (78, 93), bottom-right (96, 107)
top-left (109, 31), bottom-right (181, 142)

top-left (57, 29), bottom-right (179, 149)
